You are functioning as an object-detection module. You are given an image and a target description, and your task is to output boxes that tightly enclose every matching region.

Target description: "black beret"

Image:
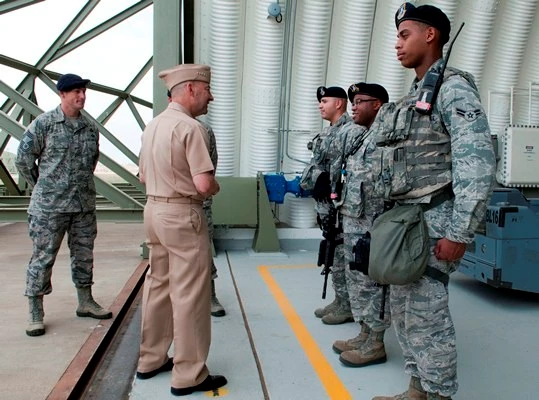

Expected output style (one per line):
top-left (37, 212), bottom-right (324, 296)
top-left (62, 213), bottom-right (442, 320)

top-left (317, 86), bottom-right (347, 102)
top-left (395, 2), bottom-right (451, 45)
top-left (347, 82), bottom-right (389, 104)
top-left (56, 73), bottom-right (91, 92)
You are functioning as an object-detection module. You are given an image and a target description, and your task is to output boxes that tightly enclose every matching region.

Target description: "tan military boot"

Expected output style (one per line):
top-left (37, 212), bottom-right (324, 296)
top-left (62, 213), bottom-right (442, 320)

top-left (321, 301), bottom-right (354, 324)
top-left (372, 376), bottom-right (427, 400)
top-left (211, 280), bottom-right (226, 317)
top-left (314, 298), bottom-right (340, 318)
top-left (26, 296), bottom-right (45, 337)
top-left (333, 321), bottom-right (370, 354)
top-left (340, 330), bottom-right (387, 367)
top-left (76, 287), bottom-right (113, 319)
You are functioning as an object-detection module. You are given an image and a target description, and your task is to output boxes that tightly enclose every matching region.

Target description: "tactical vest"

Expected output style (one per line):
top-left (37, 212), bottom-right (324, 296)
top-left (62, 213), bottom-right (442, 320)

top-left (300, 113), bottom-right (353, 191)
top-left (372, 67), bottom-right (475, 200)
top-left (339, 131), bottom-right (383, 219)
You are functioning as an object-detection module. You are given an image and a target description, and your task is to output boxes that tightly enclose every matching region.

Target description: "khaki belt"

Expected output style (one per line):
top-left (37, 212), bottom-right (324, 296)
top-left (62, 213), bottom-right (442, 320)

top-left (147, 195), bottom-right (201, 205)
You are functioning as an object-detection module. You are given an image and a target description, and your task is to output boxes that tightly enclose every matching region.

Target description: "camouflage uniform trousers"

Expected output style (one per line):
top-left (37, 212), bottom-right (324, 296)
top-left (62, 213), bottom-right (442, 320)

top-left (390, 244), bottom-right (459, 397)
top-left (331, 237), bottom-right (349, 308)
top-left (203, 198), bottom-right (217, 279)
top-left (316, 205), bottom-right (349, 308)
top-left (342, 215), bottom-right (390, 331)
top-left (25, 211), bottom-right (97, 296)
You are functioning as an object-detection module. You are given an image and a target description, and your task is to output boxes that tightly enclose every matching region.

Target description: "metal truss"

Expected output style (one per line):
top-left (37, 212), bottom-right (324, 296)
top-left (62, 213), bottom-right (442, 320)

top-left (0, 0), bottom-right (155, 221)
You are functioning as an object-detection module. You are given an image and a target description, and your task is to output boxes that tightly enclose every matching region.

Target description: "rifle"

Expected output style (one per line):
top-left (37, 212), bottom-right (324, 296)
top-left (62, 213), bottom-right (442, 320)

top-left (317, 207), bottom-right (343, 299)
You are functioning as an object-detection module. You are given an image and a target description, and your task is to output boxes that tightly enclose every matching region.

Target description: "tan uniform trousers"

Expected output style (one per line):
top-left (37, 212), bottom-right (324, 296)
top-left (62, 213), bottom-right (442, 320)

top-left (138, 197), bottom-right (212, 388)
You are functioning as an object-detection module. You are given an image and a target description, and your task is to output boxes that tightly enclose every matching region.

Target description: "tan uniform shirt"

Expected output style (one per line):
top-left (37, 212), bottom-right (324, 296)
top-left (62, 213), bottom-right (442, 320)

top-left (139, 102), bottom-right (214, 200)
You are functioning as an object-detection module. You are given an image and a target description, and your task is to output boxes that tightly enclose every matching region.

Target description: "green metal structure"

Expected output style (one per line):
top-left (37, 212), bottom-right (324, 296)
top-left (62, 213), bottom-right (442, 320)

top-left (0, 0), bottom-right (281, 252)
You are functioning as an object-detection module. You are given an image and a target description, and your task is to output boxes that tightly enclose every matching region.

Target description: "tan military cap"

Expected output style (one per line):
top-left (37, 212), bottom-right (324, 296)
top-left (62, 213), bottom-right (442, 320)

top-left (158, 64), bottom-right (211, 91)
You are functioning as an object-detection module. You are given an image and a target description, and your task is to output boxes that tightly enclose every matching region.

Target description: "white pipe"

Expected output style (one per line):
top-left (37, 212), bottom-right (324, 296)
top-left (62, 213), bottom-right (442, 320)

top-left (452, 0), bottom-right (498, 91)
top-left (207, 0), bottom-right (244, 176)
top-left (516, 4), bottom-right (539, 125)
top-left (482, 0), bottom-right (536, 136)
top-left (282, 0), bottom-right (333, 228)
top-left (326, 0), bottom-right (376, 88)
top-left (242, 0), bottom-right (286, 177)
top-left (367, 0), bottom-right (409, 101)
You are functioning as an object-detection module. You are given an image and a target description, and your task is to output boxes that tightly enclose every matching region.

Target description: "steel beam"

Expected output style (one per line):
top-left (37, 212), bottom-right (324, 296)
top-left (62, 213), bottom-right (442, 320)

top-left (0, 0), bottom-right (44, 15)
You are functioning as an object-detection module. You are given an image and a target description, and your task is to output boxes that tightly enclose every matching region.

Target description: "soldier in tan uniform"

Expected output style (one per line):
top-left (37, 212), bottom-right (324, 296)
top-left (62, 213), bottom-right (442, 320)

top-left (136, 64), bottom-right (227, 396)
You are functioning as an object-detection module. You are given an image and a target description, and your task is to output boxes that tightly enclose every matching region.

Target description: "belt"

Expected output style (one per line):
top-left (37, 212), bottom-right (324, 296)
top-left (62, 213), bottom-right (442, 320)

top-left (425, 266), bottom-right (450, 286)
top-left (147, 195), bottom-right (202, 205)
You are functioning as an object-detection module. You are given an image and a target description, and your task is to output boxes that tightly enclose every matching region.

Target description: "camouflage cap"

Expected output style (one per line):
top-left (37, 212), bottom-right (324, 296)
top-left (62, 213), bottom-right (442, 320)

top-left (395, 2), bottom-right (451, 44)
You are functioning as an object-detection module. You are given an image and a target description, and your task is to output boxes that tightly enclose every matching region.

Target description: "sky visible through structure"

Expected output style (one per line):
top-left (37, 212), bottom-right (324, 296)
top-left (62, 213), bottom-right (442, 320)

top-left (1, 0), bottom-right (155, 167)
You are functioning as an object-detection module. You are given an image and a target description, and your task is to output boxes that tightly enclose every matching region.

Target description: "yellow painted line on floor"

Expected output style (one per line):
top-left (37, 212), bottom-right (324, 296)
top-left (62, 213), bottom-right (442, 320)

top-left (258, 265), bottom-right (352, 400)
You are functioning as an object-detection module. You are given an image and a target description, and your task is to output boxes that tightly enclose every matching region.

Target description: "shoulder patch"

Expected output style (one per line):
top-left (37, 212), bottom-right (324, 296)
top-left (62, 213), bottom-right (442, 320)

top-left (20, 134), bottom-right (34, 153)
top-left (456, 108), bottom-right (483, 122)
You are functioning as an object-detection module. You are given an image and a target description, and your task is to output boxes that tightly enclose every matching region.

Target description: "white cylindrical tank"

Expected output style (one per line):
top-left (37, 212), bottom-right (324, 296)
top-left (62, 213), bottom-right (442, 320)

top-left (482, 0), bottom-right (537, 136)
top-left (367, 0), bottom-right (411, 101)
top-left (282, 0), bottom-right (333, 228)
top-left (452, 0), bottom-right (498, 92)
top-left (207, 0), bottom-right (244, 176)
top-left (326, 0), bottom-right (376, 89)
top-left (241, 0), bottom-right (286, 177)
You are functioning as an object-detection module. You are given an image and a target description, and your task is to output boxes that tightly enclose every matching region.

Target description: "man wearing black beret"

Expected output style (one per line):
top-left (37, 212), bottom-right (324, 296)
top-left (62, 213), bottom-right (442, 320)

top-left (16, 73), bottom-right (112, 337)
top-left (331, 82), bottom-right (392, 368)
top-left (300, 85), bottom-right (364, 325)
top-left (372, 3), bottom-right (496, 400)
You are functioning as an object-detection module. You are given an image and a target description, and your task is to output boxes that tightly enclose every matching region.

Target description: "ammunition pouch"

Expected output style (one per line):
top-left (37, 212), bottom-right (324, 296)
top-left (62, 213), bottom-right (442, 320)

top-left (317, 237), bottom-right (343, 268)
top-left (349, 232), bottom-right (371, 275)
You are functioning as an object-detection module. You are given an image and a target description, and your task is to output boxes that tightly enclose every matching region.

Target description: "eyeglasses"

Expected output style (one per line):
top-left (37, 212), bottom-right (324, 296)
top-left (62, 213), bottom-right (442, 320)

top-left (352, 99), bottom-right (378, 106)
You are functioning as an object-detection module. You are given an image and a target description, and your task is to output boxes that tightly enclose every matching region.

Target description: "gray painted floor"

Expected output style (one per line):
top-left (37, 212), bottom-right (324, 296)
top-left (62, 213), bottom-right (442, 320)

top-left (2, 221), bottom-right (537, 400)
top-left (129, 249), bottom-right (539, 400)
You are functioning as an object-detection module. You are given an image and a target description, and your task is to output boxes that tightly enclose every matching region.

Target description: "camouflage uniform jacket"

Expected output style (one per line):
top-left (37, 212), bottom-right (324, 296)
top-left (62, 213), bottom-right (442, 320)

top-left (198, 120), bottom-right (218, 209)
top-left (339, 128), bottom-right (384, 221)
top-left (372, 59), bottom-right (496, 243)
top-left (300, 112), bottom-right (364, 215)
top-left (15, 105), bottom-right (100, 215)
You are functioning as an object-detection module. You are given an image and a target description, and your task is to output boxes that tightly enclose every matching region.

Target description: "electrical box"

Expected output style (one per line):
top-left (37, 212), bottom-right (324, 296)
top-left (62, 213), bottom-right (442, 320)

top-left (496, 125), bottom-right (539, 187)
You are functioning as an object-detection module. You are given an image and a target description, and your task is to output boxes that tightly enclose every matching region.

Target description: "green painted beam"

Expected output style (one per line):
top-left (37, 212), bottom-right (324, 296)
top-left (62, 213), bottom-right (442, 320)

top-left (0, 1), bottom-right (99, 113)
top-left (0, 0), bottom-right (44, 15)
top-left (94, 177), bottom-right (144, 210)
top-left (0, 196), bottom-right (30, 205)
top-left (153, 0), bottom-right (181, 116)
top-left (49, 0), bottom-right (153, 63)
top-left (0, 91), bottom-right (142, 189)
top-left (98, 152), bottom-right (145, 194)
top-left (0, 110), bottom-right (144, 209)
top-left (97, 57), bottom-right (153, 126)
top-left (0, 159), bottom-right (22, 195)
top-left (0, 56), bottom-right (152, 111)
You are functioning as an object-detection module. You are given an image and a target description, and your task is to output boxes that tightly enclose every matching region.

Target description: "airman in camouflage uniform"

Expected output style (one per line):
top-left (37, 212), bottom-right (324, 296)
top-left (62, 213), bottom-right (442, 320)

top-left (372, 4), bottom-right (496, 400)
top-left (15, 73), bottom-right (112, 337)
top-left (330, 83), bottom-right (392, 369)
top-left (300, 86), bottom-right (364, 325)
top-left (199, 121), bottom-right (225, 317)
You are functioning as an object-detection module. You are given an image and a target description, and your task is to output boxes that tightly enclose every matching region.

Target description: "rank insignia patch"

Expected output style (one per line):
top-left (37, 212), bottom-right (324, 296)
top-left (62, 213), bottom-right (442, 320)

top-left (456, 108), bottom-right (482, 122)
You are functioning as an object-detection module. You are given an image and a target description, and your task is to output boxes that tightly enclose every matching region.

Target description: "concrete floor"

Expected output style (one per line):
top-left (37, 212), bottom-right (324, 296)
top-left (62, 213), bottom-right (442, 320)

top-left (0, 221), bottom-right (146, 400)
top-left (2, 222), bottom-right (539, 400)
top-left (131, 249), bottom-right (539, 400)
